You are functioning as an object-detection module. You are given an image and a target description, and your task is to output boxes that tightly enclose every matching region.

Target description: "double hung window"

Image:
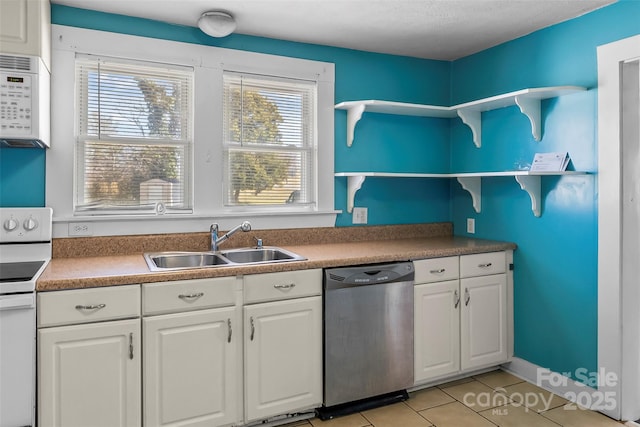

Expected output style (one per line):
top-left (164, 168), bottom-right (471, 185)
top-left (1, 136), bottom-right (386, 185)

top-left (222, 72), bottom-right (316, 209)
top-left (74, 55), bottom-right (193, 214)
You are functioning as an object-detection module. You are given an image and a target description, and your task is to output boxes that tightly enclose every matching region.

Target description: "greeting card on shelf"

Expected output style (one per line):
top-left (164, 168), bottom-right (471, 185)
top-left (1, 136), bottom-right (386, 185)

top-left (530, 152), bottom-right (570, 172)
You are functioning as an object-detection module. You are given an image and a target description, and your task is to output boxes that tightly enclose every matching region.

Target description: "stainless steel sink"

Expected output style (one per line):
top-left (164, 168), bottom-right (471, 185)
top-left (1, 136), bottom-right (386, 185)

top-left (220, 247), bottom-right (306, 264)
top-left (144, 247), bottom-right (306, 271)
top-left (144, 252), bottom-right (231, 271)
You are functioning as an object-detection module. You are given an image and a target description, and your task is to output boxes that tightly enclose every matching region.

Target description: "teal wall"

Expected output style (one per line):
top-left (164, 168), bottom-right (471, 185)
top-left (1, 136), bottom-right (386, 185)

top-left (450, 0), bottom-right (640, 381)
top-left (2, 1), bottom-right (640, 383)
top-left (0, 148), bottom-right (45, 206)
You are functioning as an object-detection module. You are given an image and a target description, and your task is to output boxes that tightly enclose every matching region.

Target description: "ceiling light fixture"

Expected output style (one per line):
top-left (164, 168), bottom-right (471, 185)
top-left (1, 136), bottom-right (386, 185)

top-left (198, 11), bottom-right (236, 38)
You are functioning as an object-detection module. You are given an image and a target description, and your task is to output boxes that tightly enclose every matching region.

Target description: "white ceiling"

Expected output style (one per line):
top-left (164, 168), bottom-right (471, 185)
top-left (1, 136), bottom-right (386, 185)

top-left (51, 0), bottom-right (616, 60)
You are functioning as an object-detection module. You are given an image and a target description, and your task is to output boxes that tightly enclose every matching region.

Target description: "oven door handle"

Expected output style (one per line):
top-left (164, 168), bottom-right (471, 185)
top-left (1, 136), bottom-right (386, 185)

top-left (0, 294), bottom-right (35, 310)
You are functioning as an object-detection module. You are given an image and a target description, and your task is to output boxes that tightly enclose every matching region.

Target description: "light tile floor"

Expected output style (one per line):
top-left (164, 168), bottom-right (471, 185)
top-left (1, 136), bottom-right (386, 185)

top-left (284, 370), bottom-right (626, 427)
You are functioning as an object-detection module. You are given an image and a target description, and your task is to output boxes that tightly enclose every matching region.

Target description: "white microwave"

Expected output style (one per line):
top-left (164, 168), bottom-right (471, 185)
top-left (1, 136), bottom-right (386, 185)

top-left (0, 54), bottom-right (50, 148)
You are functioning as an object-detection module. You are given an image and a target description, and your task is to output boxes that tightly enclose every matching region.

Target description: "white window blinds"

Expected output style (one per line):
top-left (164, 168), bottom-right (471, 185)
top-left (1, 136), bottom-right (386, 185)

top-left (74, 55), bottom-right (193, 214)
top-left (223, 72), bottom-right (317, 208)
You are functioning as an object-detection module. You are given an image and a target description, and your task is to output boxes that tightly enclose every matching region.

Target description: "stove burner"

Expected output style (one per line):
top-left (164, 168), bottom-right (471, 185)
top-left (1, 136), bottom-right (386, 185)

top-left (0, 261), bottom-right (45, 283)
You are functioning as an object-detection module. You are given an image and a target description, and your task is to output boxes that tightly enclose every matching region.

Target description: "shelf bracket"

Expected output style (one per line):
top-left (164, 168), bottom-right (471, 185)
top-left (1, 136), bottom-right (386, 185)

top-left (456, 109), bottom-right (481, 148)
top-left (514, 95), bottom-right (542, 141)
top-left (346, 175), bottom-right (366, 213)
top-left (345, 104), bottom-right (366, 147)
top-left (456, 176), bottom-right (481, 213)
top-left (514, 175), bottom-right (541, 217)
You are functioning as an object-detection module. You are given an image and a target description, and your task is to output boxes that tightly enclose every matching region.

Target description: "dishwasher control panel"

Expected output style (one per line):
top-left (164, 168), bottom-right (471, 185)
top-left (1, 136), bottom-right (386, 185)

top-left (325, 262), bottom-right (414, 288)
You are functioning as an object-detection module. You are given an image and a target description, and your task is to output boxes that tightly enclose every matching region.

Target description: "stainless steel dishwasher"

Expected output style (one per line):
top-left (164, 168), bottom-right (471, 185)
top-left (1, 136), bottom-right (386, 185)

top-left (319, 261), bottom-right (415, 419)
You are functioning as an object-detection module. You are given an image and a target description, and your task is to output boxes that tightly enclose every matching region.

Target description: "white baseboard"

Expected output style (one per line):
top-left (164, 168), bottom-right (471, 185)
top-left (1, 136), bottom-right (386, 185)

top-left (502, 358), bottom-right (612, 413)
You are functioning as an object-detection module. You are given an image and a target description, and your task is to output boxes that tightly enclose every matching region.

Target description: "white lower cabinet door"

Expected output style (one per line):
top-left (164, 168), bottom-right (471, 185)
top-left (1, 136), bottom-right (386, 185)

top-left (244, 296), bottom-right (322, 422)
top-left (460, 273), bottom-right (508, 370)
top-left (38, 318), bottom-right (141, 427)
top-left (414, 280), bottom-right (460, 383)
top-left (143, 307), bottom-right (239, 427)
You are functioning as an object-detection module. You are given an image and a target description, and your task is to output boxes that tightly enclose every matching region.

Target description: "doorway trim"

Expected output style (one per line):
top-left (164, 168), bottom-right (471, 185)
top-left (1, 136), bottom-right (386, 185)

top-left (597, 34), bottom-right (640, 422)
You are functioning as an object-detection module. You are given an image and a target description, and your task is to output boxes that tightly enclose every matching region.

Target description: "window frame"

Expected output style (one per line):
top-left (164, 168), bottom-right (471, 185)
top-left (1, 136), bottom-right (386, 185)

top-left (48, 25), bottom-right (336, 237)
top-left (73, 55), bottom-right (195, 215)
top-left (221, 71), bottom-right (317, 211)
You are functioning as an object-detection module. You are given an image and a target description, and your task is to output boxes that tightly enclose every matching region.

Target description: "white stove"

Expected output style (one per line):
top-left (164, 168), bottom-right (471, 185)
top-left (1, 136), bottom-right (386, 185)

top-left (0, 207), bottom-right (52, 427)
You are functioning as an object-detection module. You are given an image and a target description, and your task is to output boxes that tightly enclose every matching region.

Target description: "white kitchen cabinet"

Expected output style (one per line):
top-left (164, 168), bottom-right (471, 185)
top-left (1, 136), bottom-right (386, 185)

top-left (143, 307), bottom-right (240, 427)
top-left (414, 257), bottom-right (461, 384)
top-left (460, 273), bottom-right (508, 370)
top-left (243, 269), bottom-right (322, 423)
top-left (414, 279), bottom-right (461, 382)
top-left (460, 251), bottom-right (509, 371)
top-left (0, 0), bottom-right (51, 70)
top-left (38, 318), bottom-right (141, 427)
top-left (414, 252), bottom-right (511, 385)
top-left (142, 277), bottom-right (241, 427)
top-left (37, 285), bottom-right (141, 427)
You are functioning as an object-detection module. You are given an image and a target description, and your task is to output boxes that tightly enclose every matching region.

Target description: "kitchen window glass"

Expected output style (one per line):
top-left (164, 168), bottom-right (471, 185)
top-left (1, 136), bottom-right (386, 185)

top-left (74, 55), bottom-right (194, 215)
top-left (222, 72), bottom-right (316, 209)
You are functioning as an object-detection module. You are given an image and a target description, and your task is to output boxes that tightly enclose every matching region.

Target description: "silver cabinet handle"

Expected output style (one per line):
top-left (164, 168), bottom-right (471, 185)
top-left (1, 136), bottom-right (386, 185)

top-left (179, 292), bottom-right (204, 300)
top-left (464, 288), bottom-right (471, 306)
top-left (250, 317), bottom-right (255, 341)
top-left (430, 268), bottom-right (446, 274)
top-left (75, 304), bottom-right (106, 310)
top-left (227, 318), bottom-right (232, 343)
top-left (478, 262), bottom-right (492, 268)
top-left (454, 290), bottom-right (460, 308)
top-left (273, 283), bottom-right (295, 290)
top-left (129, 333), bottom-right (134, 360)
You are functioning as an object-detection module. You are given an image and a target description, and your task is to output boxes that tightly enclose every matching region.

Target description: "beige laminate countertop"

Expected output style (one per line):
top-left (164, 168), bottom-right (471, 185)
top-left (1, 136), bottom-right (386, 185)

top-left (37, 236), bottom-right (516, 291)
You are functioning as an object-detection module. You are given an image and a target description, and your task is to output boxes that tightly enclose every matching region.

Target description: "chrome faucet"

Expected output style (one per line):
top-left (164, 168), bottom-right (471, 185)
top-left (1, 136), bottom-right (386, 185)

top-left (210, 221), bottom-right (252, 251)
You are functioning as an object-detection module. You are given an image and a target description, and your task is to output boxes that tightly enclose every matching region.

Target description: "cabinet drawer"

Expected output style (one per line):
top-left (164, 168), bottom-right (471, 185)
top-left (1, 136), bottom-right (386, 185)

top-left (244, 269), bottom-right (322, 304)
top-left (142, 277), bottom-right (238, 315)
top-left (460, 252), bottom-right (506, 278)
top-left (38, 285), bottom-right (140, 327)
top-left (414, 257), bottom-right (459, 283)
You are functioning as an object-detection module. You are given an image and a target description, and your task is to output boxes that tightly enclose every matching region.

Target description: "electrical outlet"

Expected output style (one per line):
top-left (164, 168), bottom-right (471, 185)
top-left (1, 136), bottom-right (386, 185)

top-left (352, 207), bottom-right (368, 224)
top-left (466, 218), bottom-right (475, 234)
top-left (69, 222), bottom-right (93, 236)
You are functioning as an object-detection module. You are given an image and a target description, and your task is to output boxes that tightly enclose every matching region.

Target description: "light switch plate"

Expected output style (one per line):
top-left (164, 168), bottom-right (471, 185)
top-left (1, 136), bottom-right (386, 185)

top-left (353, 207), bottom-right (368, 224)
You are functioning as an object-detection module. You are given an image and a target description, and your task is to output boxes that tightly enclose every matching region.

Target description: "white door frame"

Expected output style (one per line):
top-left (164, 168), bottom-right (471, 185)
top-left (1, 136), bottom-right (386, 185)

top-left (597, 34), bottom-right (640, 422)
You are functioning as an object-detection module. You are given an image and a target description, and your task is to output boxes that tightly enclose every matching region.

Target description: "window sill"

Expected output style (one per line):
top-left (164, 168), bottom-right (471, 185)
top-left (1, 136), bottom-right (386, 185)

top-left (52, 210), bottom-right (341, 238)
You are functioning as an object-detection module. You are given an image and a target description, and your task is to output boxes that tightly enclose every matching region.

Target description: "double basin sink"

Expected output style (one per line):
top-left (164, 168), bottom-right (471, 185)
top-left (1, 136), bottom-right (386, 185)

top-left (144, 247), bottom-right (306, 272)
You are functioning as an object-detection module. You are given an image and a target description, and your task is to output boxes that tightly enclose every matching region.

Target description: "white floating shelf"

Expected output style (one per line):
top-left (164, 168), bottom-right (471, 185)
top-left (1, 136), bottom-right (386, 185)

top-left (335, 86), bottom-right (587, 147)
top-left (335, 171), bottom-right (591, 217)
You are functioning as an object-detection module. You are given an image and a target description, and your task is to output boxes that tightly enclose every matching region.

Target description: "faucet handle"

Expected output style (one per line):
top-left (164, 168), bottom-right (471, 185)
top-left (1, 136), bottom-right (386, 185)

top-left (254, 236), bottom-right (263, 249)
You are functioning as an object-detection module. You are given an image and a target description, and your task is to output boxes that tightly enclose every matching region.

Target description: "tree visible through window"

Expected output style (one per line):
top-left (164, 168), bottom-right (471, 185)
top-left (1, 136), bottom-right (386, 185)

top-left (75, 56), bottom-right (193, 214)
top-left (223, 73), bottom-right (316, 208)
